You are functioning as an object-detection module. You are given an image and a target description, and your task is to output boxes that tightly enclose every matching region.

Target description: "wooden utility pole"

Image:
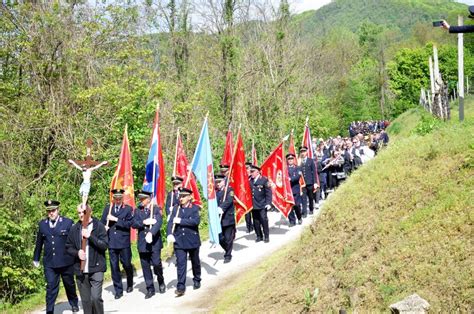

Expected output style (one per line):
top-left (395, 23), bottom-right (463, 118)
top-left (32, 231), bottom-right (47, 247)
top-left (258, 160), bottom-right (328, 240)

top-left (458, 15), bottom-right (464, 122)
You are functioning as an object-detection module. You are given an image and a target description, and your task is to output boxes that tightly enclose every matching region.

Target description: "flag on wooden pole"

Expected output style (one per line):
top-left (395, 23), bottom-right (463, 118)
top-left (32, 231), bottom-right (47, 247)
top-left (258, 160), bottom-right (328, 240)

top-left (221, 127), bottom-right (234, 166)
top-left (228, 131), bottom-right (253, 224)
top-left (260, 142), bottom-right (294, 217)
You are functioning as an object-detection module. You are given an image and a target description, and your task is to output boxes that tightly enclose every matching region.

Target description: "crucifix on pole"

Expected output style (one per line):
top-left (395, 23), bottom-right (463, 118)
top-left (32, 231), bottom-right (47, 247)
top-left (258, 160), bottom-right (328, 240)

top-left (68, 138), bottom-right (108, 207)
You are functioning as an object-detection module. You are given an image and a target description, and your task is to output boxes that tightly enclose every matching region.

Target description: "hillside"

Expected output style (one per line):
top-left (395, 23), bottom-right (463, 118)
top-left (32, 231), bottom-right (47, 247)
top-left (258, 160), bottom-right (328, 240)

top-left (213, 99), bottom-right (474, 312)
top-left (294, 0), bottom-right (468, 37)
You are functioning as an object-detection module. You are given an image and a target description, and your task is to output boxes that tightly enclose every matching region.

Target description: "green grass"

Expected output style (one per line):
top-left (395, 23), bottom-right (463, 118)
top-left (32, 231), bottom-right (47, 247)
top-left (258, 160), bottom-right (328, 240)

top-left (213, 97), bottom-right (474, 312)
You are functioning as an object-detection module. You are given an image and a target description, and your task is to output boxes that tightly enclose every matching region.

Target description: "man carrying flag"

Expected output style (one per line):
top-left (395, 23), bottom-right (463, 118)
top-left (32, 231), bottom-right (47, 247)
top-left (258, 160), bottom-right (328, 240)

top-left (286, 154), bottom-right (303, 226)
top-left (215, 174), bottom-right (235, 263)
top-left (301, 118), bottom-right (319, 217)
top-left (249, 165), bottom-right (272, 243)
top-left (101, 127), bottom-right (135, 299)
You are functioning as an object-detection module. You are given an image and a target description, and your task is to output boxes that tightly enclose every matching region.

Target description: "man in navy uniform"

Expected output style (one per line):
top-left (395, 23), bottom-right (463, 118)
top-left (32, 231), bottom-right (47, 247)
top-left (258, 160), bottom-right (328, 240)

top-left (66, 204), bottom-right (108, 314)
top-left (244, 162), bottom-right (254, 233)
top-left (165, 176), bottom-right (183, 217)
top-left (100, 189), bottom-right (134, 299)
top-left (215, 174), bottom-right (236, 263)
top-left (132, 190), bottom-right (165, 299)
top-left (33, 200), bottom-right (79, 314)
top-left (249, 165), bottom-right (272, 243)
top-left (286, 154), bottom-right (303, 226)
top-left (299, 146), bottom-right (318, 217)
top-left (166, 187), bottom-right (201, 297)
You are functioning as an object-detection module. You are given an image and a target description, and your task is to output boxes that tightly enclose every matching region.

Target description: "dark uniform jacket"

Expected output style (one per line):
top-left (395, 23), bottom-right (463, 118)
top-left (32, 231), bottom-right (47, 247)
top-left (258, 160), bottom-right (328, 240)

top-left (66, 217), bottom-right (108, 275)
top-left (216, 187), bottom-right (235, 227)
top-left (287, 165), bottom-right (302, 195)
top-left (165, 190), bottom-right (180, 216)
top-left (34, 216), bottom-right (75, 268)
top-left (301, 158), bottom-right (318, 185)
top-left (132, 205), bottom-right (163, 253)
top-left (250, 175), bottom-right (272, 209)
top-left (166, 203), bottom-right (201, 250)
top-left (100, 203), bottom-right (133, 249)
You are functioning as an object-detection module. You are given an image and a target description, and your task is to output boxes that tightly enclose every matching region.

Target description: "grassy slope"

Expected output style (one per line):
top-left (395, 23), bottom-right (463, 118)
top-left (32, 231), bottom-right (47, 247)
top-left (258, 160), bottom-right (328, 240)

top-left (213, 99), bottom-right (474, 312)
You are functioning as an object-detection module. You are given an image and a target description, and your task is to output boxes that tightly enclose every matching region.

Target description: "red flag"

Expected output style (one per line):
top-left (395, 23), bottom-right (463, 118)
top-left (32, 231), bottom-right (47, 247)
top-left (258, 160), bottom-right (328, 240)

top-left (261, 142), bottom-right (295, 217)
top-left (302, 118), bottom-right (314, 159)
top-left (110, 126), bottom-right (136, 240)
top-left (221, 128), bottom-right (233, 166)
top-left (301, 118), bottom-right (319, 186)
top-left (174, 130), bottom-right (202, 207)
top-left (288, 131), bottom-right (296, 156)
top-left (228, 131), bottom-right (253, 224)
top-left (289, 131), bottom-right (305, 188)
top-left (251, 140), bottom-right (258, 166)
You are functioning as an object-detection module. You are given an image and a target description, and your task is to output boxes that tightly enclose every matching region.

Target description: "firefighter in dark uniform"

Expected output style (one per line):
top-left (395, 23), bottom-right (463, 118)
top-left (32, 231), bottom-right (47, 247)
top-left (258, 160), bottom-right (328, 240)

top-left (132, 190), bottom-right (165, 299)
top-left (215, 174), bottom-right (236, 263)
top-left (286, 154), bottom-right (303, 226)
top-left (249, 165), bottom-right (272, 243)
top-left (165, 176), bottom-right (183, 217)
top-left (166, 187), bottom-right (201, 297)
top-left (33, 200), bottom-right (79, 314)
top-left (244, 162), bottom-right (254, 233)
top-left (299, 146), bottom-right (318, 217)
top-left (100, 189), bottom-right (134, 299)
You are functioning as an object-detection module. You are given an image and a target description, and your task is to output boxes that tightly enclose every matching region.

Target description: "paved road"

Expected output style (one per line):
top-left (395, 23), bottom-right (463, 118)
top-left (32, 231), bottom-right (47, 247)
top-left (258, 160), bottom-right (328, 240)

top-left (34, 205), bottom-right (322, 313)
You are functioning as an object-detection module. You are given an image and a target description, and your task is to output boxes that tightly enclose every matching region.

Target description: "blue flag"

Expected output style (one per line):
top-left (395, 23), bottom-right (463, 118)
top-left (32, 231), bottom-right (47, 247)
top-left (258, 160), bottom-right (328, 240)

top-left (191, 118), bottom-right (221, 244)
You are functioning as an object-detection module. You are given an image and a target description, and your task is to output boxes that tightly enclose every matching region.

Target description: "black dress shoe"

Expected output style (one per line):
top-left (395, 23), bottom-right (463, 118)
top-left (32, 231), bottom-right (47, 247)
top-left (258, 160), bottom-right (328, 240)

top-left (264, 238), bottom-right (269, 243)
top-left (298, 219), bottom-right (303, 225)
top-left (309, 211), bottom-right (314, 215)
top-left (159, 283), bottom-right (166, 294)
top-left (175, 289), bottom-right (185, 297)
top-left (114, 293), bottom-right (123, 299)
top-left (71, 306), bottom-right (80, 313)
top-left (126, 286), bottom-right (133, 293)
top-left (224, 258), bottom-right (231, 264)
top-left (193, 281), bottom-right (201, 290)
top-left (145, 291), bottom-right (155, 299)
top-left (255, 237), bottom-right (263, 243)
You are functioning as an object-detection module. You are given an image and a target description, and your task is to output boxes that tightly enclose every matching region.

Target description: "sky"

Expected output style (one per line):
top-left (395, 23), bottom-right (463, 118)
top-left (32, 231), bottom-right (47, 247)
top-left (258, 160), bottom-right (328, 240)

top-left (291, 0), bottom-right (332, 13)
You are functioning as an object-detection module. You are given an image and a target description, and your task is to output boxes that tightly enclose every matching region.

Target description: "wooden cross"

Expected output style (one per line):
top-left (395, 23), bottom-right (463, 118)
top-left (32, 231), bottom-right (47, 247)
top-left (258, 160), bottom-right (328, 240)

top-left (71, 138), bottom-right (102, 168)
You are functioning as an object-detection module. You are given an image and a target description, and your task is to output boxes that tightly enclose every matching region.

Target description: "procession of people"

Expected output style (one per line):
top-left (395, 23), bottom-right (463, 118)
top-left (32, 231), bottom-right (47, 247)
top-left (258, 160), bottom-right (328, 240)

top-left (33, 115), bottom-right (389, 313)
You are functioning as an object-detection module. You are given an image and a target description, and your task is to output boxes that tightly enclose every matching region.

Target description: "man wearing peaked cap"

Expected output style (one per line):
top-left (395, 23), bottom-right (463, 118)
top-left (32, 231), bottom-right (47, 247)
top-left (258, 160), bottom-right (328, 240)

top-left (249, 163), bottom-right (272, 243)
top-left (299, 145), bottom-right (318, 217)
top-left (215, 174), bottom-right (236, 263)
top-left (132, 189), bottom-right (166, 299)
top-left (166, 186), bottom-right (202, 296)
top-left (165, 176), bottom-right (183, 217)
top-left (219, 164), bottom-right (230, 176)
top-left (34, 200), bottom-right (79, 314)
top-left (286, 154), bottom-right (303, 226)
top-left (244, 162), bottom-right (254, 234)
top-left (100, 188), bottom-right (134, 299)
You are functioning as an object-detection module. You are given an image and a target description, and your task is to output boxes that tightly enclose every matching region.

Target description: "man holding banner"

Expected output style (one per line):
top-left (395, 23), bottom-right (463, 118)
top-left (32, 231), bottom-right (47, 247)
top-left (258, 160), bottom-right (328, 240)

top-left (215, 174), bottom-right (236, 263)
top-left (249, 165), bottom-right (272, 243)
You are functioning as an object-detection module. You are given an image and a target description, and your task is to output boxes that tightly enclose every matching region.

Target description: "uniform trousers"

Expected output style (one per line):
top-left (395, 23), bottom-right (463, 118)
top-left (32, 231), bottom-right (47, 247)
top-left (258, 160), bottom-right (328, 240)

top-left (252, 208), bottom-right (269, 240)
top-left (109, 247), bottom-right (133, 294)
top-left (175, 247), bottom-right (201, 291)
top-left (288, 193), bottom-right (302, 224)
top-left (44, 265), bottom-right (78, 313)
top-left (219, 225), bottom-right (236, 259)
top-left (139, 251), bottom-right (164, 293)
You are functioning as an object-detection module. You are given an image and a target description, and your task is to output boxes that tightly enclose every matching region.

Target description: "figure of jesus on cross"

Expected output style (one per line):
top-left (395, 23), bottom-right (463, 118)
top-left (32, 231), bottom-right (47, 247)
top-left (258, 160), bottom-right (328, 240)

top-left (68, 138), bottom-right (108, 207)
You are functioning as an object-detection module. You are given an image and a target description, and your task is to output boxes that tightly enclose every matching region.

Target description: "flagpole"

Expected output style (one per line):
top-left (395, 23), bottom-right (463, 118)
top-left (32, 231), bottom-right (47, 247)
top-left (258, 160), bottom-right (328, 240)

top-left (150, 104), bottom-right (159, 219)
top-left (166, 128), bottom-right (180, 221)
top-left (107, 125), bottom-right (127, 228)
top-left (223, 124), bottom-right (241, 203)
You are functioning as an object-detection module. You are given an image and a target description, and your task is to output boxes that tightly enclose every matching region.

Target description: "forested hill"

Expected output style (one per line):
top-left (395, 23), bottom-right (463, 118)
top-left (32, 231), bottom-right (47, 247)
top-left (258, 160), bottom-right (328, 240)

top-left (295, 0), bottom-right (468, 37)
